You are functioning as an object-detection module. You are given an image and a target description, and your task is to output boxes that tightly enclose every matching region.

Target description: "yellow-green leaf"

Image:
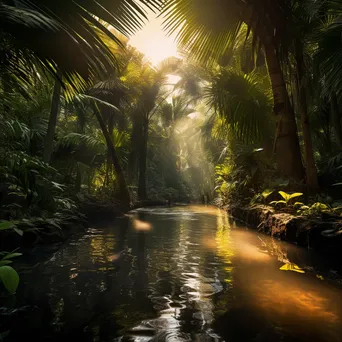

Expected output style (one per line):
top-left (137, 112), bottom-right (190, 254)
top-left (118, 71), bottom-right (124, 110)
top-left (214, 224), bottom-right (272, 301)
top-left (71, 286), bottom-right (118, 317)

top-left (0, 260), bottom-right (12, 266)
top-left (288, 192), bottom-right (303, 200)
top-left (278, 191), bottom-right (290, 201)
top-left (279, 263), bottom-right (305, 274)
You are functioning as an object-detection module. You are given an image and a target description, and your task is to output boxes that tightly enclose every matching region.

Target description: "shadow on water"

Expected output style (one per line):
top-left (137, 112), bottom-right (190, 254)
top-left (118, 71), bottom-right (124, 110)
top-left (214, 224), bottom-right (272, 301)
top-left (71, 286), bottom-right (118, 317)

top-left (2, 205), bottom-right (342, 341)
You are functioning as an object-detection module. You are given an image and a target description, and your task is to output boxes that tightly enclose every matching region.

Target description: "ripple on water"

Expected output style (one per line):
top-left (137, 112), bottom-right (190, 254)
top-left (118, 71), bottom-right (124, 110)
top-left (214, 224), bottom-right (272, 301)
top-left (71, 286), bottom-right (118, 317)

top-left (10, 205), bottom-right (342, 342)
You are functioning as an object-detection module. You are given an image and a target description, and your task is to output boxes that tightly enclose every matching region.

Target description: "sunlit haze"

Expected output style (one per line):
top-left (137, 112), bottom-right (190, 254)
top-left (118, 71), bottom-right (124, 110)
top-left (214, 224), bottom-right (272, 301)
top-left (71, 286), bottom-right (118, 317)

top-left (129, 10), bottom-right (179, 65)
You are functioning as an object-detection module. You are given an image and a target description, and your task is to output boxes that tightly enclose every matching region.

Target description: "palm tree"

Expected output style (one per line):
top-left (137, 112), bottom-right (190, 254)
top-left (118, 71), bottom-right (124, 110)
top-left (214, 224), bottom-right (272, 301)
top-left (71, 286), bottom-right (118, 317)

top-left (43, 68), bottom-right (63, 163)
top-left (314, 1), bottom-right (342, 151)
top-left (124, 57), bottom-right (179, 201)
top-left (288, 0), bottom-right (342, 189)
top-left (162, 0), bottom-right (305, 181)
top-left (0, 1), bottom-right (162, 79)
top-left (1, 0), bottom-right (163, 205)
top-left (205, 68), bottom-right (273, 150)
top-left (286, 1), bottom-right (323, 189)
top-left (135, 74), bottom-right (166, 201)
top-left (93, 105), bottom-right (131, 207)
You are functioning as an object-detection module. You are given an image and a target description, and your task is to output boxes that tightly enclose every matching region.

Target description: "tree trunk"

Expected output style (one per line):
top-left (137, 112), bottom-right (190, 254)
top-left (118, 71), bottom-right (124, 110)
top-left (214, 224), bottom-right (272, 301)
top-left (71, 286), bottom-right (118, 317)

top-left (138, 116), bottom-right (148, 201)
top-left (43, 69), bottom-right (62, 163)
top-left (94, 108), bottom-right (130, 208)
top-left (128, 113), bottom-right (140, 186)
top-left (331, 92), bottom-right (342, 148)
top-left (104, 113), bottom-right (114, 187)
top-left (75, 163), bottom-right (81, 193)
top-left (264, 42), bottom-right (305, 181)
top-left (295, 42), bottom-right (319, 190)
top-left (2, 72), bottom-right (11, 114)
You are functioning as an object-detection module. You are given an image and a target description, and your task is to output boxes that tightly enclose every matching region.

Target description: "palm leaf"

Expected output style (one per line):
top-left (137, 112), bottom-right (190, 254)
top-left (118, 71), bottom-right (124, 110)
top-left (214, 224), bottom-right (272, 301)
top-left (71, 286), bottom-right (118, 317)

top-left (1, 0), bottom-right (163, 85)
top-left (204, 68), bottom-right (273, 144)
top-left (57, 133), bottom-right (104, 150)
top-left (315, 16), bottom-right (342, 99)
top-left (162, 0), bottom-right (242, 65)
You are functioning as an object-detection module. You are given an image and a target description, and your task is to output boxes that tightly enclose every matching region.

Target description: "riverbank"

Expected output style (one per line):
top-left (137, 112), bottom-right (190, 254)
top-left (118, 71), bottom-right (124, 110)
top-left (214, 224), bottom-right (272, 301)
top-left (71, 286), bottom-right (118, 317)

top-left (3, 205), bottom-right (342, 342)
top-left (0, 198), bottom-right (170, 250)
top-left (227, 204), bottom-right (342, 258)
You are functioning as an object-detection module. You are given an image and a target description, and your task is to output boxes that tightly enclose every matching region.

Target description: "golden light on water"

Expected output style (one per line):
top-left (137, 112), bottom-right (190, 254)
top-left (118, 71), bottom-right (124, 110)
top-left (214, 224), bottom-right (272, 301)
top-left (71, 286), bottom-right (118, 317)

top-left (254, 280), bottom-right (340, 325)
top-left (237, 242), bottom-right (270, 262)
top-left (187, 205), bottom-right (224, 216)
top-left (215, 213), bottom-right (234, 284)
top-left (133, 219), bottom-right (152, 231)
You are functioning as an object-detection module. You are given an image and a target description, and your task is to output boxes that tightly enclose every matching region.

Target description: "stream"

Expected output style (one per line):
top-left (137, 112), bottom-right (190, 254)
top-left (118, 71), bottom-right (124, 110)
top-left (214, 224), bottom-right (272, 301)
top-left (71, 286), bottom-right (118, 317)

top-left (3, 205), bottom-right (342, 341)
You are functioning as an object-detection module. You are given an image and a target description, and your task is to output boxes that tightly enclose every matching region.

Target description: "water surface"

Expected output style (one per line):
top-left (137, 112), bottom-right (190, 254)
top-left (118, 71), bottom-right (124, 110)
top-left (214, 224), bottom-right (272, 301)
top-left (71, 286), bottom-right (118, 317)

top-left (4, 205), bottom-right (342, 341)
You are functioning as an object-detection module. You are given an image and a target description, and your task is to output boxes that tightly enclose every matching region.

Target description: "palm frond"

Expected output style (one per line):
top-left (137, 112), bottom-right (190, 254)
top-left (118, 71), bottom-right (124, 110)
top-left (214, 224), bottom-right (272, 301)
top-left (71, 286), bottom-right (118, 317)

top-left (205, 68), bottom-right (273, 144)
top-left (162, 0), bottom-right (242, 65)
top-left (1, 0), bottom-right (163, 84)
top-left (57, 133), bottom-right (104, 150)
top-left (315, 16), bottom-right (342, 99)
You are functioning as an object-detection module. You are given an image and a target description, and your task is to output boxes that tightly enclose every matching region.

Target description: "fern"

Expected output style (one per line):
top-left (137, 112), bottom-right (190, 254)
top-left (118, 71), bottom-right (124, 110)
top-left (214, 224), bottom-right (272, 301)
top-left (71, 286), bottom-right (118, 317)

top-left (57, 133), bottom-right (104, 150)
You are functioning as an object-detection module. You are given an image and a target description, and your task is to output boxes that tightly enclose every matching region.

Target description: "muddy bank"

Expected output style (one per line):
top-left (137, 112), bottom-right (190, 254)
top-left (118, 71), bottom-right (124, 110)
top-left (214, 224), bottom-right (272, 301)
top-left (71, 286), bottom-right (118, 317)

top-left (82, 199), bottom-right (168, 222)
top-left (0, 214), bottom-right (88, 251)
top-left (228, 205), bottom-right (342, 258)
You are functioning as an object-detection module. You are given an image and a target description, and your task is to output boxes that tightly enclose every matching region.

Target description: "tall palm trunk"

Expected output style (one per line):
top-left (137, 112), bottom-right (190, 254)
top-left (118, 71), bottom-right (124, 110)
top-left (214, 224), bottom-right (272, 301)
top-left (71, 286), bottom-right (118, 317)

top-left (138, 116), bottom-right (148, 201)
top-left (104, 113), bottom-right (114, 187)
top-left (128, 113), bottom-right (140, 186)
top-left (75, 163), bottom-right (82, 193)
top-left (331, 92), bottom-right (342, 148)
top-left (295, 42), bottom-right (319, 190)
top-left (2, 71), bottom-right (11, 114)
top-left (94, 108), bottom-right (130, 208)
top-left (43, 69), bottom-right (62, 163)
top-left (264, 42), bottom-right (305, 181)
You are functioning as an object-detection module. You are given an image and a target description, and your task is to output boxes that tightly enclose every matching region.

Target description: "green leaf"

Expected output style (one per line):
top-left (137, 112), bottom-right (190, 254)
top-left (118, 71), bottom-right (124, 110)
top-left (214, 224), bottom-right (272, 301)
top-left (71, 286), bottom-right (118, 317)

top-left (13, 228), bottom-right (24, 236)
top-left (2, 253), bottom-right (22, 261)
top-left (0, 260), bottom-right (12, 266)
top-left (0, 266), bottom-right (20, 294)
top-left (0, 221), bottom-right (15, 231)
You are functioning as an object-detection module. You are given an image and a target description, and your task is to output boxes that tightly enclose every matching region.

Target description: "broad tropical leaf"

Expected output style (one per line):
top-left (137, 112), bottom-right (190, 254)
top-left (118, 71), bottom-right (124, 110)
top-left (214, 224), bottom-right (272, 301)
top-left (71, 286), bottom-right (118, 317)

top-left (278, 191), bottom-right (303, 202)
top-left (0, 266), bottom-right (20, 294)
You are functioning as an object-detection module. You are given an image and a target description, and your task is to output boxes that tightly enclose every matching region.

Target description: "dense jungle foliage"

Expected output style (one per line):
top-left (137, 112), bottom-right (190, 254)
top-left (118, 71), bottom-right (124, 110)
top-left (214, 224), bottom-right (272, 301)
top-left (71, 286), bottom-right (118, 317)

top-left (1, 0), bottom-right (342, 294)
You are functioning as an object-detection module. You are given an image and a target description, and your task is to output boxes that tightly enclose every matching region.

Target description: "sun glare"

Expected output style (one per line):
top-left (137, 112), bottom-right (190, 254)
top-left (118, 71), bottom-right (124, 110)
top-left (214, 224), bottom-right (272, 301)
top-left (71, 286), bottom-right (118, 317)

top-left (129, 11), bottom-right (178, 65)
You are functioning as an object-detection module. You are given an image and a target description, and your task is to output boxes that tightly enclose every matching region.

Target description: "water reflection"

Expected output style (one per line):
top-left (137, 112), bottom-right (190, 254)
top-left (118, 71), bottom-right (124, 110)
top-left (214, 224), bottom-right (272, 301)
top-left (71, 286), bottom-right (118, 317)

top-left (4, 206), bottom-right (342, 342)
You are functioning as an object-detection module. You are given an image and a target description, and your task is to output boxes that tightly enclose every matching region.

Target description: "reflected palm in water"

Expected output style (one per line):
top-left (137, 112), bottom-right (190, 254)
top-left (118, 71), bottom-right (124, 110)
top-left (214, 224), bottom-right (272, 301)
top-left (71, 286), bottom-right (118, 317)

top-left (7, 206), bottom-right (342, 342)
